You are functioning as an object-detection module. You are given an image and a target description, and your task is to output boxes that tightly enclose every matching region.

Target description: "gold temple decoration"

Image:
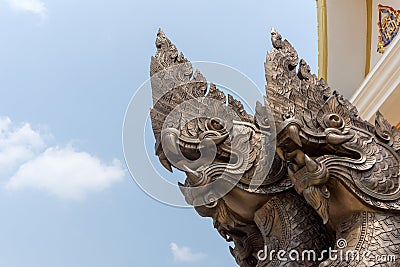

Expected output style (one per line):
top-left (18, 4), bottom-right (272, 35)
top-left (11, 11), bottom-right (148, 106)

top-left (317, 0), bottom-right (328, 80)
top-left (365, 0), bottom-right (373, 76)
top-left (377, 4), bottom-right (400, 54)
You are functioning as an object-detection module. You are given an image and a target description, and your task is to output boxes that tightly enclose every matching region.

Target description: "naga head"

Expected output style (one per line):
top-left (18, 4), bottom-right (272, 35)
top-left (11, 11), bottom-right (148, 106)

top-left (265, 30), bottom-right (400, 229)
top-left (149, 28), bottom-right (296, 201)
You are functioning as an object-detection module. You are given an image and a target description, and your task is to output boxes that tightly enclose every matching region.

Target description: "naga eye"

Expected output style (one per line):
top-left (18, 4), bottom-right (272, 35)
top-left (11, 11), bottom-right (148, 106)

top-left (204, 194), bottom-right (218, 208)
top-left (382, 131), bottom-right (390, 139)
top-left (208, 118), bottom-right (225, 131)
top-left (324, 113), bottom-right (344, 129)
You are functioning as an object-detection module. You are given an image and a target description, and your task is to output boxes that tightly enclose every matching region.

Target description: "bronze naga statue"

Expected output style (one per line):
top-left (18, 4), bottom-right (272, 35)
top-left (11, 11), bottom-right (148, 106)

top-left (148, 29), bottom-right (400, 266)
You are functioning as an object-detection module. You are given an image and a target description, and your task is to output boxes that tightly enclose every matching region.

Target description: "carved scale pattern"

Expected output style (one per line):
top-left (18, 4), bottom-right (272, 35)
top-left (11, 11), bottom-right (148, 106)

top-left (321, 211), bottom-right (400, 266)
top-left (254, 193), bottom-right (332, 267)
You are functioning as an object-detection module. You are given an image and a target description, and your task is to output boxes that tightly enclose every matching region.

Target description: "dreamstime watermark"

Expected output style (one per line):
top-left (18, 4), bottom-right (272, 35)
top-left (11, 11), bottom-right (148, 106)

top-left (257, 238), bottom-right (397, 264)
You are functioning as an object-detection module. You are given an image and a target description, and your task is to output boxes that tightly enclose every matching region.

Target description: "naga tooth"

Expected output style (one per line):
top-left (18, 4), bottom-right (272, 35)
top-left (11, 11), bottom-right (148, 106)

top-left (287, 149), bottom-right (305, 166)
top-left (178, 182), bottom-right (185, 187)
top-left (292, 164), bottom-right (299, 172)
top-left (287, 167), bottom-right (301, 194)
top-left (178, 184), bottom-right (187, 195)
top-left (186, 171), bottom-right (201, 186)
top-left (276, 147), bottom-right (285, 160)
top-left (326, 133), bottom-right (353, 145)
top-left (305, 154), bottom-right (318, 172)
top-left (287, 167), bottom-right (294, 179)
top-left (160, 159), bottom-right (173, 172)
top-left (229, 246), bottom-right (234, 255)
top-left (287, 125), bottom-right (302, 147)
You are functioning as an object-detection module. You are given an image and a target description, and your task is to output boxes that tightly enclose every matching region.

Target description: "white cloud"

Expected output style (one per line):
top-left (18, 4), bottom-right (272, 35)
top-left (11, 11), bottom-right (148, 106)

top-left (0, 116), bottom-right (125, 200)
top-left (0, 116), bottom-right (46, 174)
top-left (170, 243), bottom-right (207, 263)
top-left (6, 0), bottom-right (47, 18)
top-left (6, 146), bottom-right (124, 200)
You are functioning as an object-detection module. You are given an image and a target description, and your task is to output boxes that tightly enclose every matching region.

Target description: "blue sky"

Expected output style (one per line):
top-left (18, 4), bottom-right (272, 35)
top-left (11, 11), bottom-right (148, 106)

top-left (0, 1), bottom-right (317, 266)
